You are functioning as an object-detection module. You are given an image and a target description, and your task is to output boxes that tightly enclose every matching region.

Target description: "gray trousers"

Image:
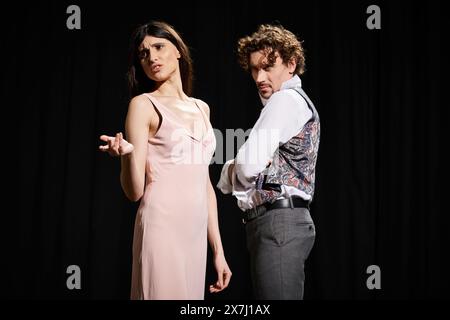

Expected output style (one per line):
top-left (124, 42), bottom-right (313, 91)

top-left (245, 207), bottom-right (316, 300)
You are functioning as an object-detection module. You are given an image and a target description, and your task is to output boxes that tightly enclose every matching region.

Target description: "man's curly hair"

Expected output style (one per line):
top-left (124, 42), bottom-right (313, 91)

top-left (237, 24), bottom-right (306, 75)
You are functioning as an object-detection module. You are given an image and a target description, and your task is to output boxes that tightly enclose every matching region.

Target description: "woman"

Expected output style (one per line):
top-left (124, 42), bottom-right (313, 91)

top-left (99, 21), bottom-right (231, 299)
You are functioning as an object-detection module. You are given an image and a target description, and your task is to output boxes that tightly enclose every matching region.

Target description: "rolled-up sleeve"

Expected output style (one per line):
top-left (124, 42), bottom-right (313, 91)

top-left (217, 159), bottom-right (234, 194)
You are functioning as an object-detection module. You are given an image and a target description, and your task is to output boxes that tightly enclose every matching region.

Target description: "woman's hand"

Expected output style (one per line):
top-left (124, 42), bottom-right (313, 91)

top-left (209, 253), bottom-right (232, 293)
top-left (99, 132), bottom-right (134, 157)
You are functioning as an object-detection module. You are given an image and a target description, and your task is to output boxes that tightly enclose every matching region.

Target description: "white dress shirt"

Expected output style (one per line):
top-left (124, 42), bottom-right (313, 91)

top-left (217, 75), bottom-right (313, 211)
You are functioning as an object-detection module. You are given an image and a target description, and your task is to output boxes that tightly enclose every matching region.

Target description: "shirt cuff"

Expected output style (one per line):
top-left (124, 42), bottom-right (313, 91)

top-left (216, 159), bottom-right (235, 194)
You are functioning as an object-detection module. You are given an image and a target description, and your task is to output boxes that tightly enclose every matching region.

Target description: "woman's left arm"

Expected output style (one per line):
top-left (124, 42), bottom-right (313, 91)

top-left (207, 175), bottom-right (232, 293)
top-left (198, 98), bottom-right (232, 293)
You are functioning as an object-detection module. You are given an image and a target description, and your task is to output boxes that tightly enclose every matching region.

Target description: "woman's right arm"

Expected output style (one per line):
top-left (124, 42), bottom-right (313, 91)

top-left (120, 95), bottom-right (154, 201)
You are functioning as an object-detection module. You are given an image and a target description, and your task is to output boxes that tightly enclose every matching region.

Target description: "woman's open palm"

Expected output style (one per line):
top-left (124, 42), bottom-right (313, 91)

top-left (99, 132), bottom-right (134, 157)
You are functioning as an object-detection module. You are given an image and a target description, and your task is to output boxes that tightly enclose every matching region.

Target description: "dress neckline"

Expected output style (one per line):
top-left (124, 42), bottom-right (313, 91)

top-left (145, 93), bottom-right (209, 142)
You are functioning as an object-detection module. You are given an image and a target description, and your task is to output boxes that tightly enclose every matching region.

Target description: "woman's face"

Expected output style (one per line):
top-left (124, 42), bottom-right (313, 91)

top-left (138, 35), bottom-right (181, 83)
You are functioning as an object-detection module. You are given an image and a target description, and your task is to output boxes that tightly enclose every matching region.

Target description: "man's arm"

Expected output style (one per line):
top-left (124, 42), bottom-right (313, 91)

top-left (217, 159), bottom-right (234, 194)
top-left (234, 90), bottom-right (312, 188)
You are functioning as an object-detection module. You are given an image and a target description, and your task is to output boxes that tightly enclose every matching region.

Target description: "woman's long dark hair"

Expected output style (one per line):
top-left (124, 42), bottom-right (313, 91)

top-left (126, 21), bottom-right (193, 98)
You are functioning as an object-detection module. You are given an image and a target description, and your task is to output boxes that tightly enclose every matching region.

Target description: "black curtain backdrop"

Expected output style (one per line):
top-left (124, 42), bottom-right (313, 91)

top-left (5, 0), bottom-right (448, 299)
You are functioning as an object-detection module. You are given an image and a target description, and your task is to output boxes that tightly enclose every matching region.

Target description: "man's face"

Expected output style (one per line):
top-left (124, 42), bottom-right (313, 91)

top-left (249, 49), bottom-right (296, 99)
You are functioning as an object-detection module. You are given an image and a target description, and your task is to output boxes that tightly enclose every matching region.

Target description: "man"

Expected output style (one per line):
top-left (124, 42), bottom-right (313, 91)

top-left (217, 24), bottom-right (320, 300)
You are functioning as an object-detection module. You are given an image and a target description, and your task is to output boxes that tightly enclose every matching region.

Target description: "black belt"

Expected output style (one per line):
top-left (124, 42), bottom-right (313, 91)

top-left (243, 197), bottom-right (310, 223)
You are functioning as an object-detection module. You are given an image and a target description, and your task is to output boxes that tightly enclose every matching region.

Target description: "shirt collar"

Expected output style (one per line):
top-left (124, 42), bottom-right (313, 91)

top-left (259, 75), bottom-right (302, 106)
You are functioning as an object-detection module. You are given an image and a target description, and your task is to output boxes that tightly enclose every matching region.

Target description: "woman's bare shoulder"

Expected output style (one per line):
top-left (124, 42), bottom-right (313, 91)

top-left (128, 94), bottom-right (158, 116)
top-left (192, 97), bottom-right (210, 117)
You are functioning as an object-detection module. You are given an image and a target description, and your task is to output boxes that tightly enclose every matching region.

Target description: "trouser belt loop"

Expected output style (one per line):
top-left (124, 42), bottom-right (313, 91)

top-left (289, 196), bottom-right (294, 209)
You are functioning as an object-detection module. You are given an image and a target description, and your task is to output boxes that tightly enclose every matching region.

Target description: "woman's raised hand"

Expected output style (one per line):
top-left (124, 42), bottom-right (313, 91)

top-left (99, 132), bottom-right (134, 157)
